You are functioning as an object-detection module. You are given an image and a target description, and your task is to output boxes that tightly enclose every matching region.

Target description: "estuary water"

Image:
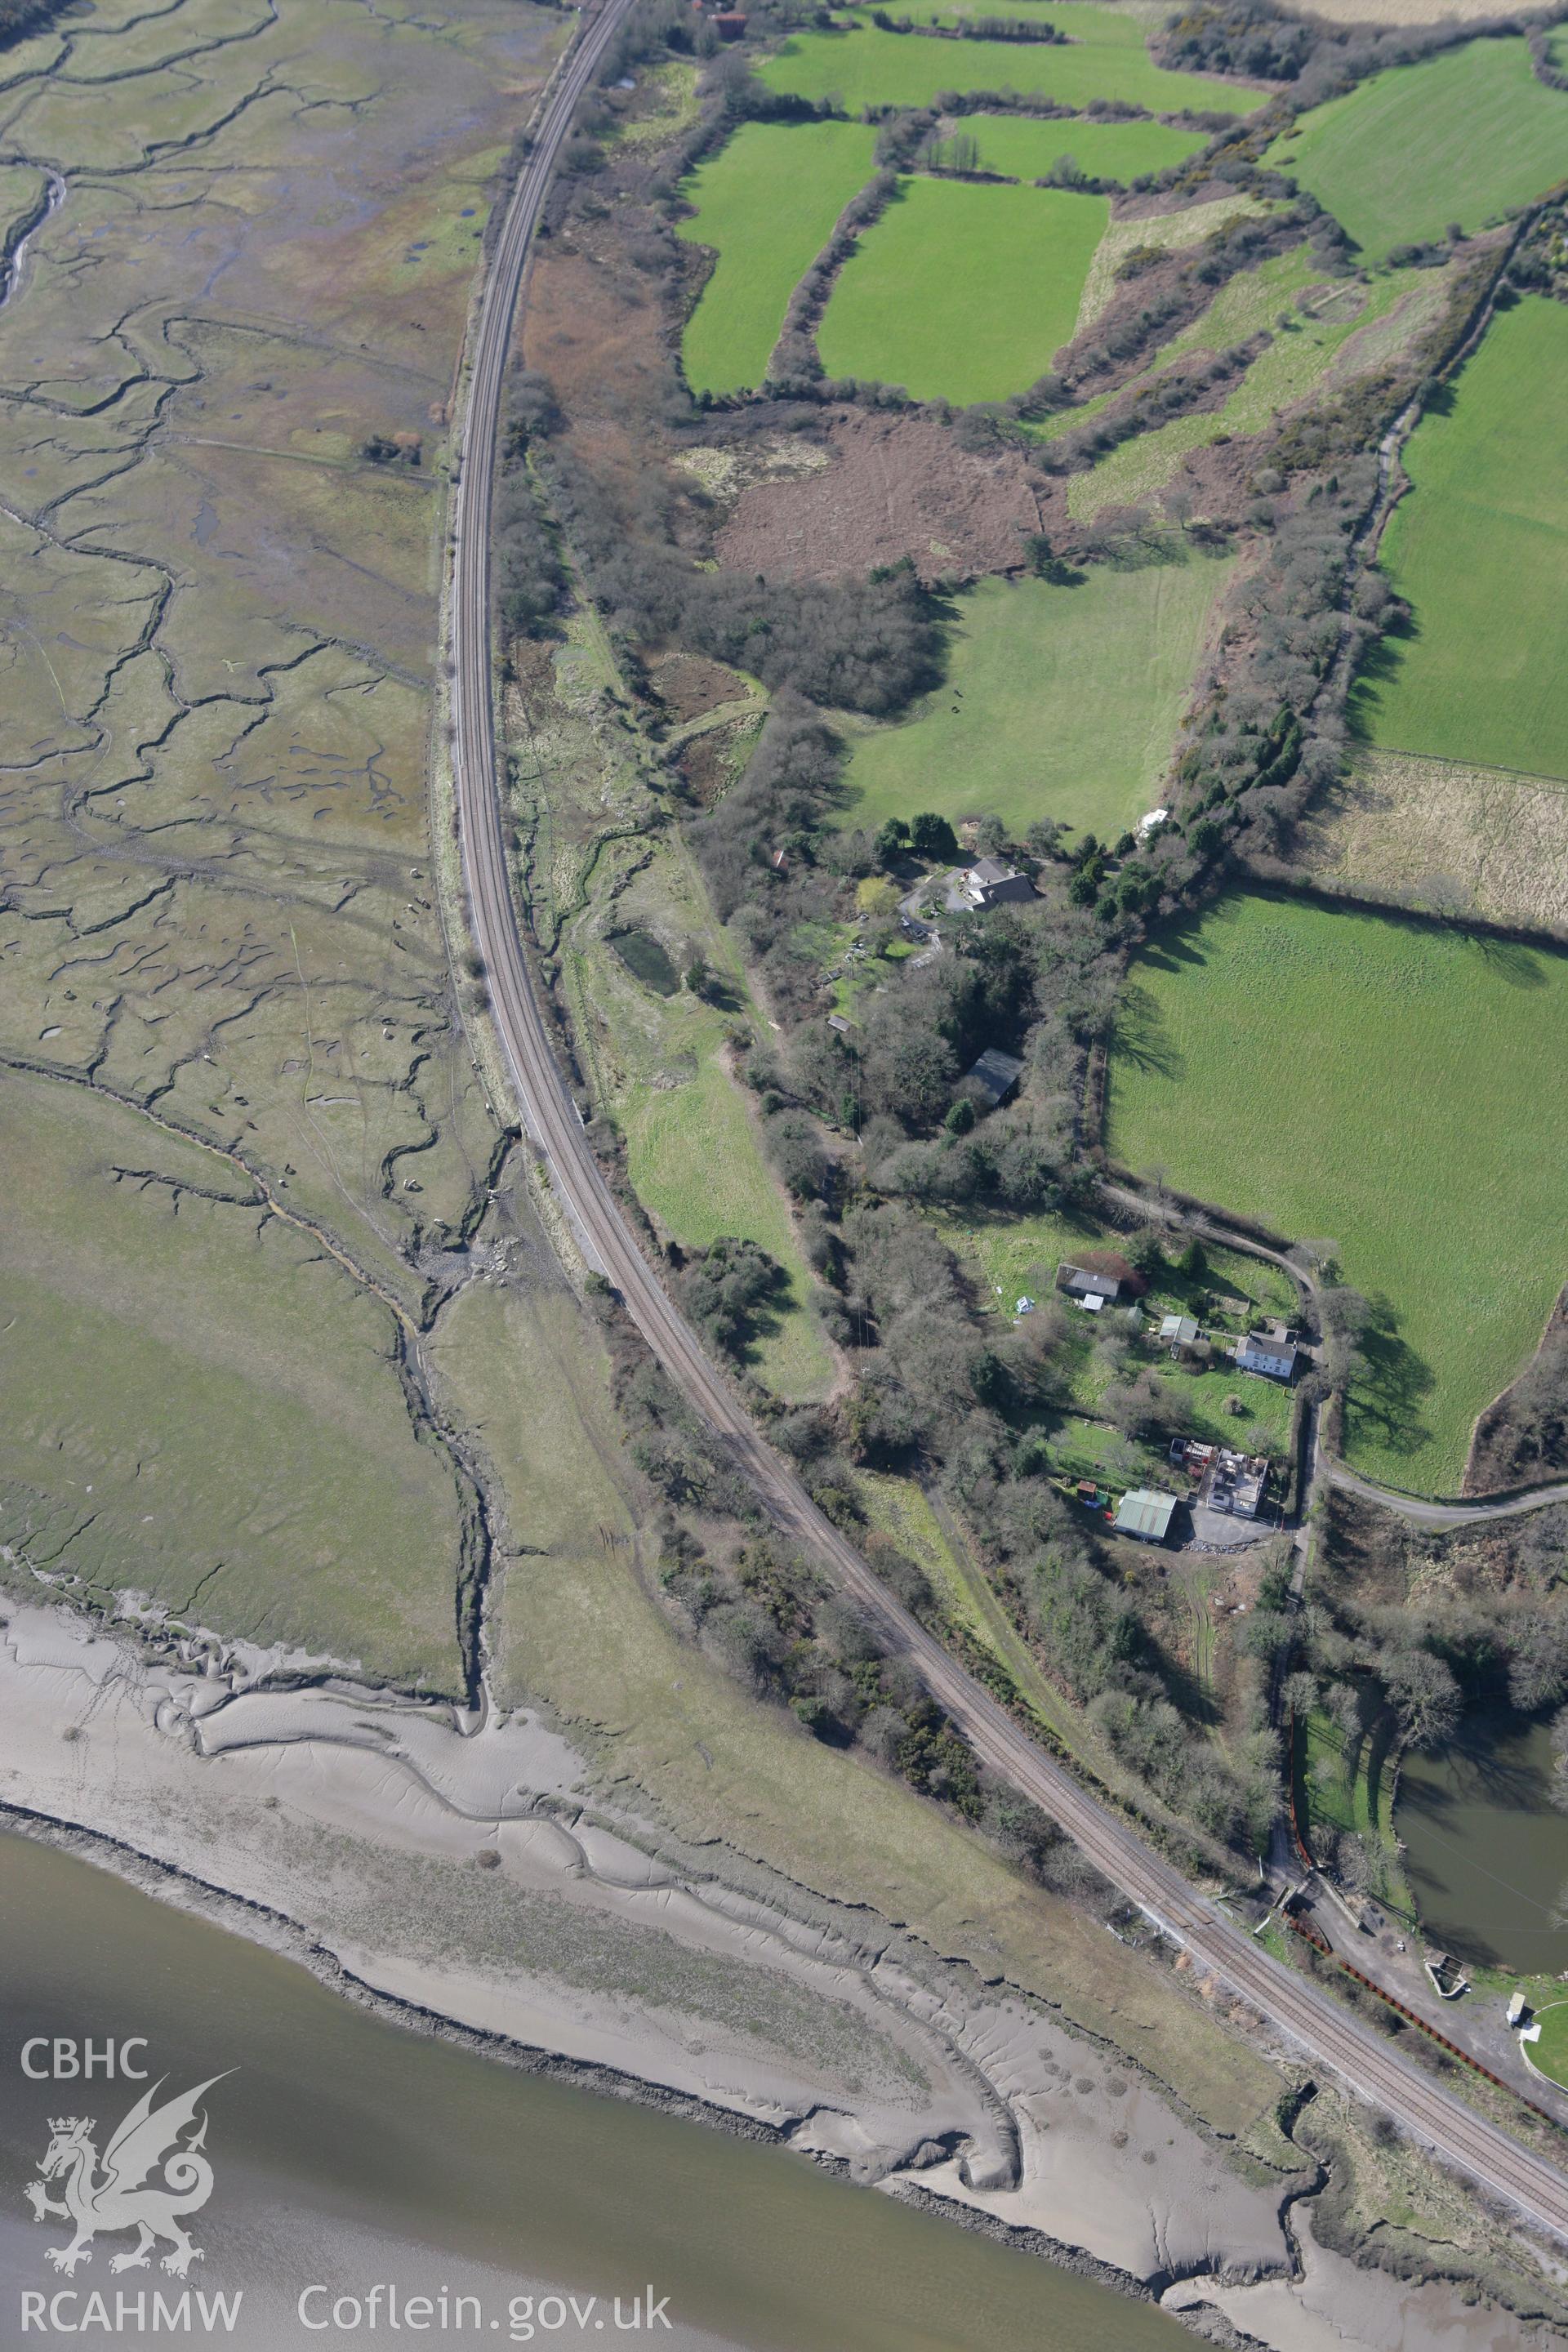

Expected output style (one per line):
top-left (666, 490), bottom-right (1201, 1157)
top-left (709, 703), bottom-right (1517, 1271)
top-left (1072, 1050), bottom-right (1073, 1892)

top-left (1398, 1716), bottom-right (1568, 1974)
top-left (0, 1831), bottom-right (1189, 2352)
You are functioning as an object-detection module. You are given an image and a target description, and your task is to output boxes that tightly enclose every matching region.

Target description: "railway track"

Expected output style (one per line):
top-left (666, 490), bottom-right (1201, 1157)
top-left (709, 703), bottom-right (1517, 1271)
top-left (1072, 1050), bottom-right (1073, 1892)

top-left (444, 4), bottom-right (1568, 2243)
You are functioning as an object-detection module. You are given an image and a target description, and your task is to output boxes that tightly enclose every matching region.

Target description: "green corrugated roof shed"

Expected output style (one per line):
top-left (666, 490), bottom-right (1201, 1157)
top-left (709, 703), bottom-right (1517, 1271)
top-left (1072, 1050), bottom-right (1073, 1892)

top-left (1113, 1488), bottom-right (1178, 1541)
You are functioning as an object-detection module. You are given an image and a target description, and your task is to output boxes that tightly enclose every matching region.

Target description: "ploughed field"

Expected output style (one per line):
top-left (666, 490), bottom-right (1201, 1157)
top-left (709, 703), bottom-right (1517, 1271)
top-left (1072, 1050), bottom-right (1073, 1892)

top-left (677, 118), bottom-right (878, 395)
top-left (1262, 37), bottom-right (1568, 263)
top-left (1107, 891), bottom-right (1568, 1496)
top-left (841, 558), bottom-right (1232, 841)
top-left (1353, 295), bottom-right (1568, 782)
top-left (817, 177), bottom-right (1107, 404)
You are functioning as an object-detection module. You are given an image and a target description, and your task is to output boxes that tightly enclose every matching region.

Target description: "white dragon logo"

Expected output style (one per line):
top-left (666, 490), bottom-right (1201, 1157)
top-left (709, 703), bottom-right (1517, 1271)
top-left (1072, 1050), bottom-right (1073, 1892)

top-left (24, 2074), bottom-right (229, 2278)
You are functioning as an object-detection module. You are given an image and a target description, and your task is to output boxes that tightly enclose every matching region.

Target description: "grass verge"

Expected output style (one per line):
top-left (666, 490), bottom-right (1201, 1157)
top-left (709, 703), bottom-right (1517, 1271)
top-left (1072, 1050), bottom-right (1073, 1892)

top-left (620, 1050), bottom-right (835, 1402)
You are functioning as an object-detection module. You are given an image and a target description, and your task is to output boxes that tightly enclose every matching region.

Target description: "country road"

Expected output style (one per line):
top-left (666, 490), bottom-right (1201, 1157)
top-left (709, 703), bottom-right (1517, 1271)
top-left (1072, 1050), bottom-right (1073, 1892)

top-left (1102, 1180), bottom-right (1568, 1528)
top-left (445, 2), bottom-right (1568, 2243)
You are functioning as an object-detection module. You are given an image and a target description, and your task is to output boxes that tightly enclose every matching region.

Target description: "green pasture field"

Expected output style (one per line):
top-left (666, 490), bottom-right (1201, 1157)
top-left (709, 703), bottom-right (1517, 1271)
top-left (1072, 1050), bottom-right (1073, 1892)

top-left (1107, 890), bottom-right (1568, 1494)
top-left (854, 0), bottom-right (1150, 33)
top-left (817, 177), bottom-right (1107, 403)
top-left (677, 119), bottom-right (879, 395)
top-left (1069, 252), bottom-right (1432, 519)
top-left (1262, 38), bottom-right (1568, 263)
top-left (840, 555), bottom-right (1232, 841)
top-left (621, 1052), bottom-right (835, 1401)
top-left (959, 111), bottom-right (1208, 184)
top-left (1353, 295), bottom-right (1568, 781)
top-left (756, 20), bottom-right (1265, 118)
top-left (0, 1067), bottom-right (462, 1686)
top-left (1528, 2002), bottom-right (1568, 2088)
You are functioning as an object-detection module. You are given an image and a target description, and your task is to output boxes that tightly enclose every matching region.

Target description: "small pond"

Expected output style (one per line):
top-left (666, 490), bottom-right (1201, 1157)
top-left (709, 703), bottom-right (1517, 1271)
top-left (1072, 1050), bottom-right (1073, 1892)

top-left (611, 929), bottom-right (680, 996)
top-left (1397, 1714), bottom-right (1568, 1973)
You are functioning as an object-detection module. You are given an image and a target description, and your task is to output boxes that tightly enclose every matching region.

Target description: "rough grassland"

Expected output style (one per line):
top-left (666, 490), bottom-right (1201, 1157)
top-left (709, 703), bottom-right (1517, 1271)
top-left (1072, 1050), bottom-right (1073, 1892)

top-left (1302, 0), bottom-right (1517, 18)
top-left (1070, 253), bottom-right (1439, 519)
top-left (0, 1069), bottom-right (463, 1684)
top-left (483, 1293), bottom-right (1285, 2143)
top-left (510, 612), bottom-right (832, 1405)
top-left (757, 20), bottom-right (1265, 117)
top-left (841, 556), bottom-right (1231, 840)
top-left (1262, 38), bottom-right (1568, 262)
top-left (1353, 296), bottom-right (1568, 779)
top-left (621, 1054), bottom-right (835, 1401)
top-left (1294, 750), bottom-right (1568, 933)
top-left (961, 111), bottom-right (1207, 183)
top-left (1071, 192), bottom-right (1272, 336)
top-left (1108, 891), bottom-right (1568, 1494)
top-left (677, 120), bottom-right (879, 395)
top-left (818, 178), bottom-right (1107, 403)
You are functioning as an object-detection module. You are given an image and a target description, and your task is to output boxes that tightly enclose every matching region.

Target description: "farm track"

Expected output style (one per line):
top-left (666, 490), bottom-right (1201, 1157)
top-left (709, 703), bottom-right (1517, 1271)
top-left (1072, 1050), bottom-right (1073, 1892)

top-left (448, 8), bottom-right (1568, 2240)
top-left (1102, 1182), bottom-right (1568, 1526)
